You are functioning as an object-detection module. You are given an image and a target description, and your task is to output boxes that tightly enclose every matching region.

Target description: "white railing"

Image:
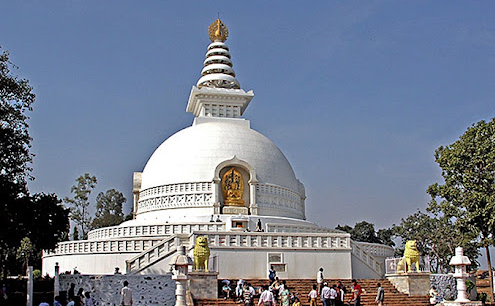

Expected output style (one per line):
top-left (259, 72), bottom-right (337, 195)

top-left (190, 231), bottom-right (352, 249)
top-left (127, 231), bottom-right (352, 274)
top-left (126, 234), bottom-right (190, 273)
top-left (88, 223), bottom-right (226, 240)
top-left (351, 241), bottom-right (383, 276)
top-left (138, 182), bottom-right (214, 213)
top-left (385, 256), bottom-right (431, 274)
top-left (352, 241), bottom-right (395, 258)
top-left (266, 223), bottom-right (340, 234)
top-left (43, 238), bottom-right (163, 256)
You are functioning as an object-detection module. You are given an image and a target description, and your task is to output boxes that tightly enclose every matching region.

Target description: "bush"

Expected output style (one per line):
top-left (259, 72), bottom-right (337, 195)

top-left (33, 269), bottom-right (41, 280)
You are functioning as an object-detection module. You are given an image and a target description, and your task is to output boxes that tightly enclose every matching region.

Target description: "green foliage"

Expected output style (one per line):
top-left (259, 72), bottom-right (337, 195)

top-left (393, 211), bottom-right (479, 273)
top-left (16, 237), bottom-right (34, 270)
top-left (427, 118), bottom-right (495, 245)
top-left (0, 48), bottom-right (35, 187)
top-left (72, 227), bottom-right (79, 241)
top-left (124, 213), bottom-right (134, 221)
top-left (0, 47), bottom-right (69, 277)
top-left (91, 189), bottom-right (127, 228)
top-left (336, 221), bottom-right (395, 247)
top-left (64, 173), bottom-right (97, 239)
top-left (33, 269), bottom-right (41, 280)
top-left (426, 118), bottom-right (495, 300)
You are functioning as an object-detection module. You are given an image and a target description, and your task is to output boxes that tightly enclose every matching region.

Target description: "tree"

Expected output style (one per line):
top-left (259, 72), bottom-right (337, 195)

top-left (0, 48), bottom-right (35, 187)
top-left (336, 221), bottom-right (394, 247)
top-left (427, 118), bottom-right (495, 301)
top-left (16, 237), bottom-right (33, 272)
top-left (64, 173), bottom-right (97, 239)
top-left (91, 189), bottom-right (127, 228)
top-left (72, 227), bottom-right (79, 241)
top-left (0, 47), bottom-right (70, 277)
top-left (393, 211), bottom-right (478, 273)
top-left (0, 47), bottom-right (35, 275)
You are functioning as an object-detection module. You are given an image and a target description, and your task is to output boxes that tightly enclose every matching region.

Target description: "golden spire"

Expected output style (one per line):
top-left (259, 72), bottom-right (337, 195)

top-left (208, 18), bottom-right (229, 42)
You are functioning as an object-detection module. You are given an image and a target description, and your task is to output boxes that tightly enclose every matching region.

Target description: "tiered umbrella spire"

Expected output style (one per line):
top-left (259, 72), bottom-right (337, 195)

top-left (196, 19), bottom-right (240, 89)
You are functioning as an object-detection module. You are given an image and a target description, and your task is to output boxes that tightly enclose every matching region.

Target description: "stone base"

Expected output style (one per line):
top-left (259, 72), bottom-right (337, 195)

top-left (188, 271), bottom-right (219, 299)
top-left (441, 301), bottom-right (483, 306)
top-left (222, 206), bottom-right (248, 215)
top-left (386, 272), bottom-right (430, 296)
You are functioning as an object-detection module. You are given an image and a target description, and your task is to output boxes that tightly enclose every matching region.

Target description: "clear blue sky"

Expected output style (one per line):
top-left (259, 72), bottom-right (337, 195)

top-left (2, 2), bottom-right (494, 238)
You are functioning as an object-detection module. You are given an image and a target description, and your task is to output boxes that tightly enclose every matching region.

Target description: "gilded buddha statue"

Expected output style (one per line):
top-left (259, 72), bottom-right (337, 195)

top-left (222, 167), bottom-right (245, 207)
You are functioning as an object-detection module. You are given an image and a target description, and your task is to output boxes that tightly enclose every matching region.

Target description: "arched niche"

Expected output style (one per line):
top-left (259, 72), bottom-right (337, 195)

top-left (213, 156), bottom-right (258, 214)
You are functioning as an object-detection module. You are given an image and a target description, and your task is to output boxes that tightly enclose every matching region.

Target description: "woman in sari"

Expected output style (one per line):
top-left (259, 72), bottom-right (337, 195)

top-left (279, 282), bottom-right (290, 306)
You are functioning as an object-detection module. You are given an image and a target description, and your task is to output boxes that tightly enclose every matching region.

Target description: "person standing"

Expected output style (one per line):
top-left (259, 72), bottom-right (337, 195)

top-left (336, 281), bottom-right (346, 304)
top-left (308, 285), bottom-right (318, 306)
top-left (243, 284), bottom-right (253, 306)
top-left (53, 296), bottom-right (62, 306)
top-left (121, 281), bottom-right (133, 306)
top-left (68, 283), bottom-right (76, 302)
top-left (76, 288), bottom-right (85, 306)
top-left (258, 285), bottom-right (276, 306)
top-left (349, 280), bottom-right (362, 306)
top-left (329, 285), bottom-right (337, 306)
top-left (236, 279), bottom-right (245, 301)
top-left (334, 284), bottom-right (344, 306)
top-left (316, 268), bottom-right (324, 295)
top-left (66, 297), bottom-right (75, 306)
top-left (279, 284), bottom-right (290, 306)
top-left (375, 283), bottom-right (384, 306)
top-left (84, 292), bottom-right (95, 306)
top-left (320, 283), bottom-right (331, 306)
top-left (269, 266), bottom-right (276, 284)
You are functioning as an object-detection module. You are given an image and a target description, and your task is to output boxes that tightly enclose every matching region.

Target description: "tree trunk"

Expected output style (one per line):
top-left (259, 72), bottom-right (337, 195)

top-left (485, 246), bottom-right (494, 302)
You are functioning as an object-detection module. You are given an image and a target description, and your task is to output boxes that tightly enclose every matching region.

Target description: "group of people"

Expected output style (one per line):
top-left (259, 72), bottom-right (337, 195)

top-left (38, 281), bottom-right (133, 306)
top-left (258, 280), bottom-right (299, 306)
top-left (221, 279), bottom-right (260, 306)
top-left (313, 268), bottom-right (385, 306)
top-left (309, 281), bottom-right (347, 306)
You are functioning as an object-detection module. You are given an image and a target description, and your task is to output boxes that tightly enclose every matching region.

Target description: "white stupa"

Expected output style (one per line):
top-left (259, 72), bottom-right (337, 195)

top-left (43, 19), bottom-right (393, 279)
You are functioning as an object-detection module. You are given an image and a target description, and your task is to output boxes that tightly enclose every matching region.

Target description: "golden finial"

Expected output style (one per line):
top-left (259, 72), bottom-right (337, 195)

top-left (208, 18), bottom-right (229, 42)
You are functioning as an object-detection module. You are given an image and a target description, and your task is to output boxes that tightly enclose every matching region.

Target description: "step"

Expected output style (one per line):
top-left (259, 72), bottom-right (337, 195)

top-left (196, 278), bottom-right (430, 306)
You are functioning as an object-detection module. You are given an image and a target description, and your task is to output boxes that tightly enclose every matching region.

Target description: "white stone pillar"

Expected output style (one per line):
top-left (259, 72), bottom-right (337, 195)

top-left (248, 181), bottom-right (258, 215)
top-left (212, 179), bottom-right (221, 214)
top-left (54, 262), bottom-right (60, 299)
top-left (26, 266), bottom-right (33, 306)
top-left (449, 247), bottom-right (471, 303)
top-left (175, 280), bottom-right (186, 306)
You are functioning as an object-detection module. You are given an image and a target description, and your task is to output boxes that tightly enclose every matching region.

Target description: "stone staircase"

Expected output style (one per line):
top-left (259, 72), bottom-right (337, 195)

top-left (195, 279), bottom-right (430, 306)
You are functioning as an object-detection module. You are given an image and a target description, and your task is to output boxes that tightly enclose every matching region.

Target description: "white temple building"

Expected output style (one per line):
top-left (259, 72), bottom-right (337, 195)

top-left (43, 19), bottom-right (393, 280)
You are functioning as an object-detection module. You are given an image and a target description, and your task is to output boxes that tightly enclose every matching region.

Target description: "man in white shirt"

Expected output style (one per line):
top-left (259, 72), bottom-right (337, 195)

top-left (258, 285), bottom-right (276, 306)
top-left (329, 285), bottom-right (338, 306)
top-left (317, 268), bottom-right (324, 295)
top-left (121, 281), bottom-right (133, 306)
top-left (308, 284), bottom-right (318, 306)
top-left (320, 283), bottom-right (331, 306)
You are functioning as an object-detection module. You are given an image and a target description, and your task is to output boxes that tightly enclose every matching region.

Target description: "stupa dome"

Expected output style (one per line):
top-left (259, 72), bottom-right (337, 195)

top-left (134, 19), bottom-right (305, 221)
top-left (141, 120), bottom-right (300, 191)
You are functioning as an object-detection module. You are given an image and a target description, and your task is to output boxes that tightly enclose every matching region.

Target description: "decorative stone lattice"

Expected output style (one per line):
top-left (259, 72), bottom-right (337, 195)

top-left (256, 183), bottom-right (304, 216)
top-left (59, 274), bottom-right (175, 306)
top-left (139, 182), bottom-right (214, 212)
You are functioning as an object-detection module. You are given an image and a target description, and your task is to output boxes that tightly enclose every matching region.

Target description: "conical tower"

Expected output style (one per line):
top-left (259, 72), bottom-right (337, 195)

top-left (186, 18), bottom-right (254, 119)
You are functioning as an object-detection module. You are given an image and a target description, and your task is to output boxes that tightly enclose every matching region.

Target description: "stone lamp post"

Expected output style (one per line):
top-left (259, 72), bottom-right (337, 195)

top-left (442, 247), bottom-right (481, 306)
top-left (449, 247), bottom-right (471, 302)
top-left (170, 245), bottom-right (193, 306)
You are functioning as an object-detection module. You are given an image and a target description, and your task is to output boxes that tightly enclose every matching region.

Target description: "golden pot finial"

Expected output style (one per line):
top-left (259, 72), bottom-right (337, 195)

top-left (208, 18), bottom-right (229, 42)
